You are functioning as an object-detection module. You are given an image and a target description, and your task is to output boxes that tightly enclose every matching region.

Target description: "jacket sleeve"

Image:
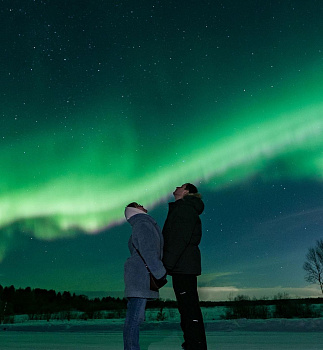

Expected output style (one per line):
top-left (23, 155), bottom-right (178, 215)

top-left (132, 219), bottom-right (166, 279)
top-left (163, 204), bottom-right (197, 270)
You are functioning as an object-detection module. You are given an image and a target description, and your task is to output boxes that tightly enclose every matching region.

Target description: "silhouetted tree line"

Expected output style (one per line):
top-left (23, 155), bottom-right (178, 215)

top-left (1, 285), bottom-right (323, 321)
top-left (221, 294), bottom-right (323, 319)
top-left (0, 285), bottom-right (128, 319)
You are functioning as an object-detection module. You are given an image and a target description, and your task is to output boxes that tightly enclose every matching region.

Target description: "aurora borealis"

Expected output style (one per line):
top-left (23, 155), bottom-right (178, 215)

top-left (1, 1), bottom-right (322, 300)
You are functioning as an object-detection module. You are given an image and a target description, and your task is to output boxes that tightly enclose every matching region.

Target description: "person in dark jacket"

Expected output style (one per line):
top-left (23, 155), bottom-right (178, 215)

top-left (124, 202), bottom-right (166, 350)
top-left (163, 183), bottom-right (207, 350)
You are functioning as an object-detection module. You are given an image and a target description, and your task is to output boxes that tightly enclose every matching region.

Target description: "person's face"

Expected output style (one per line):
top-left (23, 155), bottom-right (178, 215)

top-left (135, 203), bottom-right (148, 213)
top-left (173, 184), bottom-right (189, 199)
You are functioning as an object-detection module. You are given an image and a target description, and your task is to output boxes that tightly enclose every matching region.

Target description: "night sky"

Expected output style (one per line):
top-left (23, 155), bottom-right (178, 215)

top-left (1, 1), bottom-right (322, 301)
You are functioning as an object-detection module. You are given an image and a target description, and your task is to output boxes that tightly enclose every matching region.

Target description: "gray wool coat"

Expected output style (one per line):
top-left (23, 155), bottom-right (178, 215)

top-left (124, 213), bottom-right (166, 299)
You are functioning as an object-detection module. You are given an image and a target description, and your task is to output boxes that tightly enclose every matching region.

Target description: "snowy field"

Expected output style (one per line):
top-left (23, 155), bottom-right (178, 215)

top-left (1, 318), bottom-right (323, 350)
top-left (1, 330), bottom-right (323, 350)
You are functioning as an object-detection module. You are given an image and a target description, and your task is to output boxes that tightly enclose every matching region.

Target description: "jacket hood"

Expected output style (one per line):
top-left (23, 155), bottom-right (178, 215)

top-left (183, 194), bottom-right (204, 215)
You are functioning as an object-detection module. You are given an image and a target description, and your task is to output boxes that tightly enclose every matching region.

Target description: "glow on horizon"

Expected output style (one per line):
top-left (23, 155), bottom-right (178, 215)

top-left (195, 285), bottom-right (323, 302)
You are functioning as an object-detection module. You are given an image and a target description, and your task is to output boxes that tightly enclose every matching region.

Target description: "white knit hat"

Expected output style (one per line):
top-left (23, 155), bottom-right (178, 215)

top-left (124, 206), bottom-right (147, 220)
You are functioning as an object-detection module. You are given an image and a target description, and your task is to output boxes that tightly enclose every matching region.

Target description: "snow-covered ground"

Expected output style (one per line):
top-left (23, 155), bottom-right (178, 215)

top-left (1, 329), bottom-right (323, 350)
top-left (1, 308), bottom-right (323, 349)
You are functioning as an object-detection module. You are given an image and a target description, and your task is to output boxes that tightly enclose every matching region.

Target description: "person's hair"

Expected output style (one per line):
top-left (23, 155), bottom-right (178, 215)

top-left (184, 183), bottom-right (202, 199)
top-left (185, 183), bottom-right (198, 194)
top-left (126, 202), bottom-right (138, 208)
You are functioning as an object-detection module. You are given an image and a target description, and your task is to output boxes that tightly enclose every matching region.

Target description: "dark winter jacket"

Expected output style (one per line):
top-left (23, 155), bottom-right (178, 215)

top-left (162, 195), bottom-right (204, 275)
top-left (124, 213), bottom-right (166, 299)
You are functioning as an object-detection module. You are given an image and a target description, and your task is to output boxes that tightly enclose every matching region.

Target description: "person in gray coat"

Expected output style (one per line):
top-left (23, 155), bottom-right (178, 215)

top-left (123, 202), bottom-right (166, 350)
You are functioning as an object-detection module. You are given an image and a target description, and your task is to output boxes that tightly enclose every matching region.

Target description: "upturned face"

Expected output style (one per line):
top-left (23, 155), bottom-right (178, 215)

top-left (173, 184), bottom-right (189, 199)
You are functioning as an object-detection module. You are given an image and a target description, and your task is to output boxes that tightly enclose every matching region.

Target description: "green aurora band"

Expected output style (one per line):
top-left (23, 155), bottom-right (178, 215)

top-left (0, 71), bottom-right (322, 261)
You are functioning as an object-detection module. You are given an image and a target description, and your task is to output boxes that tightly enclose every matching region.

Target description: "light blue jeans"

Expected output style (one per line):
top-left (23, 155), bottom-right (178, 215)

top-left (123, 297), bottom-right (147, 350)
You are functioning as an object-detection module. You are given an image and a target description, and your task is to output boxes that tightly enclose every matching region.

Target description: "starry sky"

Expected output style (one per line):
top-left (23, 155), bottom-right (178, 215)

top-left (1, 0), bottom-right (322, 301)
